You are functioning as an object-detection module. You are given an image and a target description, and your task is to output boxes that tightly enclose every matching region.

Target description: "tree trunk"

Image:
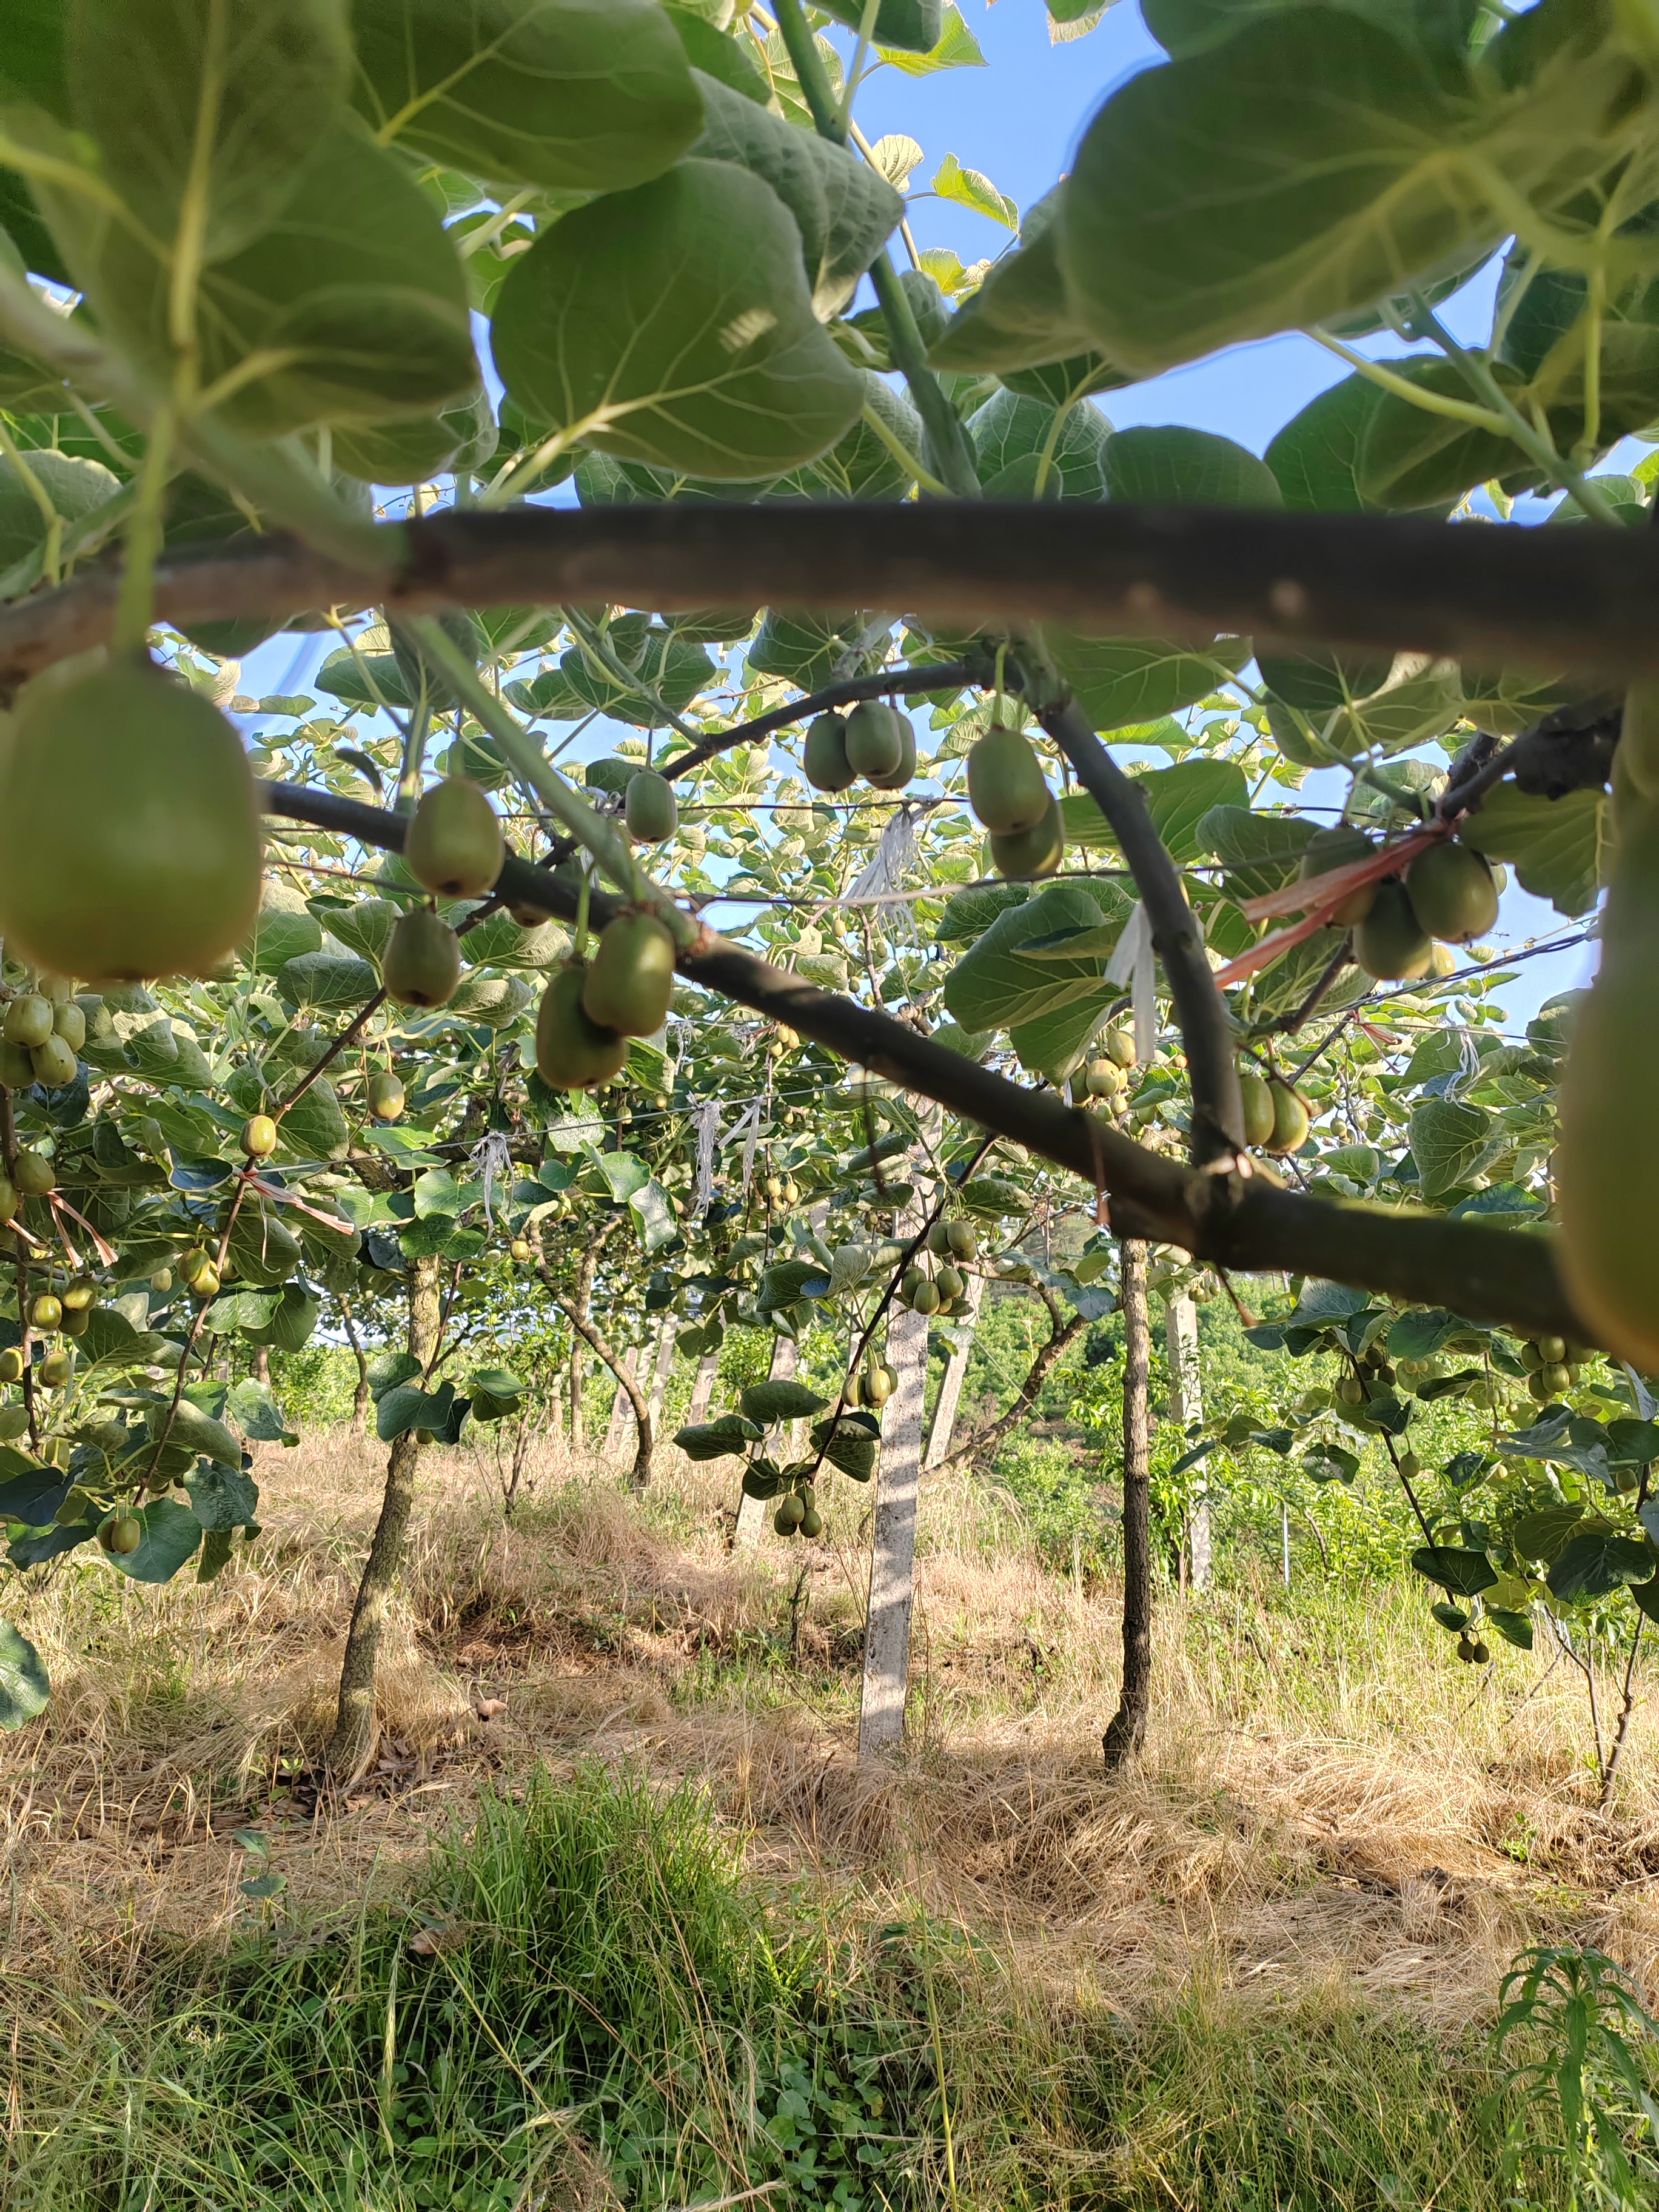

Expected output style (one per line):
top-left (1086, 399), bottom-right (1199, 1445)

top-left (734, 1333), bottom-right (797, 1550)
top-left (1167, 1291), bottom-right (1210, 1590)
top-left (325, 1254), bottom-right (441, 1784)
top-left (252, 1343), bottom-right (270, 1385)
top-left (569, 1339), bottom-right (583, 1450)
top-left (688, 1351), bottom-right (719, 1424)
top-left (543, 1272), bottom-right (654, 1489)
top-left (923, 1270), bottom-right (984, 1468)
top-left (859, 1295), bottom-right (929, 1758)
top-left (341, 1302), bottom-right (370, 1438)
top-left (1104, 1238), bottom-right (1152, 1770)
top-left (603, 1345), bottom-right (638, 1459)
top-left (558, 1218), bottom-right (619, 1459)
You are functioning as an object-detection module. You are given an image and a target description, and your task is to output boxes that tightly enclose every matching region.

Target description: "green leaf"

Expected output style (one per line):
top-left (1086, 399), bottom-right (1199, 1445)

top-left (740, 1379), bottom-right (829, 1426)
top-left (108, 1499), bottom-right (204, 1584)
top-left (1409, 1096), bottom-right (1495, 1200)
top-left (56, 119), bottom-right (474, 438)
top-left (492, 159), bottom-right (863, 481)
top-left (967, 388), bottom-right (1110, 501)
top-left (935, 883), bottom-right (1028, 946)
top-left (960, 1174), bottom-right (1028, 1216)
top-left (755, 1259), bottom-right (829, 1313)
top-left (747, 608), bottom-right (888, 688)
top-left (819, 0), bottom-right (943, 52)
top-left (1059, 12), bottom-right (1505, 374)
top-left (152, 1399), bottom-right (244, 1467)
top-left (943, 881), bottom-right (1125, 1033)
top-left (243, 1285), bottom-right (320, 1353)
top-left (351, 0), bottom-right (702, 192)
top-left (185, 1458), bottom-right (259, 1533)
top-left (376, 1381), bottom-right (454, 1443)
top-left (313, 651), bottom-right (414, 714)
top-left (879, 3), bottom-right (984, 73)
top-left (0, 452), bottom-right (121, 575)
top-left (1195, 803), bottom-right (1315, 898)
top-left (664, 7), bottom-right (771, 104)
top-left (583, 1149), bottom-right (650, 1203)
top-left (675, 1413), bottom-right (760, 1461)
top-left (559, 625), bottom-right (716, 727)
top-left (1485, 1606), bottom-right (1534, 1651)
top-left (1356, 358), bottom-right (1532, 509)
top-left (1410, 1544), bottom-right (1497, 1597)
top-left (68, 0), bottom-right (352, 263)
top-left (1047, 631), bottom-right (1250, 733)
top-left (277, 1079), bottom-right (352, 1164)
top-left (1460, 783), bottom-right (1609, 918)
top-left (690, 73), bottom-right (903, 320)
top-left (1102, 425), bottom-right (1281, 508)
top-left (1511, 1503), bottom-right (1585, 1564)
top-left (932, 152), bottom-right (1016, 230)
top-left (277, 951), bottom-right (378, 1010)
top-left (776, 375), bottom-right (923, 500)
top-left (226, 1378), bottom-right (297, 1444)
top-left (1266, 373), bottom-right (1390, 512)
top-left (1259, 646), bottom-right (1463, 762)
top-left (0, 1621), bottom-right (49, 1730)
top-left (1547, 1533), bottom-right (1655, 1604)
top-left (628, 1179), bottom-right (679, 1255)
top-left (928, 186), bottom-right (1116, 380)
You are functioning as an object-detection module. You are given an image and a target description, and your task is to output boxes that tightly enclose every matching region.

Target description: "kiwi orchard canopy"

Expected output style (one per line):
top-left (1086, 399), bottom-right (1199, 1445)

top-left (0, 0), bottom-right (1657, 1750)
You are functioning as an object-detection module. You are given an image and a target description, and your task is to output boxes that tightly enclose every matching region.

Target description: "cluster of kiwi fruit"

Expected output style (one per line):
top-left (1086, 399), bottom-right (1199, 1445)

top-left (380, 776), bottom-right (507, 1011)
top-left (0, 1143), bottom-right (57, 1238)
top-left (772, 1480), bottom-right (823, 1540)
top-left (0, 971), bottom-right (95, 1090)
top-left (966, 720), bottom-right (1066, 881)
top-left (1081, 1028), bottom-right (1136, 1099)
top-left (536, 911), bottom-right (676, 1091)
top-left (1335, 1341), bottom-right (1395, 1405)
top-left (898, 1218), bottom-right (978, 1316)
top-left (1517, 1332), bottom-right (1591, 1403)
top-left (845, 1355), bottom-right (897, 1410)
top-left (802, 701), bottom-right (916, 797)
top-left (1237, 1067), bottom-right (1312, 1156)
top-left (1300, 825), bottom-right (1500, 982)
top-left (762, 1171), bottom-right (801, 1212)
top-left (0, 1261), bottom-right (93, 1395)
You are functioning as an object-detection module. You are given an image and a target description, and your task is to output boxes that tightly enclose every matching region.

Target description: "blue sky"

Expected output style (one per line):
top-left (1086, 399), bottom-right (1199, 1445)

top-left (246, 1), bottom-right (1599, 1039)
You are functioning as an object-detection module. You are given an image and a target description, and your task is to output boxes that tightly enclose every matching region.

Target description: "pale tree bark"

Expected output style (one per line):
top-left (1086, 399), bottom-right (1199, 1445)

top-left (326, 1254), bottom-right (441, 1784)
top-left (340, 1301), bottom-right (370, 1438)
top-left (733, 1333), bottom-right (798, 1551)
top-left (252, 1344), bottom-right (270, 1386)
top-left (647, 1312), bottom-right (676, 1426)
top-left (923, 1270), bottom-right (984, 1469)
top-left (859, 1295), bottom-right (929, 1758)
top-left (1104, 1239), bottom-right (1153, 1769)
top-left (688, 1352), bottom-right (719, 1424)
top-left (1167, 1292), bottom-right (1210, 1590)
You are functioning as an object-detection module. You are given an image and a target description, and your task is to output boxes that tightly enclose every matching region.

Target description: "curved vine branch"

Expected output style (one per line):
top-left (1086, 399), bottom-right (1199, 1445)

top-left (258, 779), bottom-right (1597, 1345)
top-left (939, 1284), bottom-right (1086, 1470)
top-left (663, 657), bottom-right (987, 782)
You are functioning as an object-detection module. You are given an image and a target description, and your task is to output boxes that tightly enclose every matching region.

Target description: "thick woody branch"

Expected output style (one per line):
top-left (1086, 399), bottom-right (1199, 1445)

top-left (940, 1296), bottom-right (1086, 1470)
top-left (259, 779), bottom-right (1597, 1344)
top-left (1039, 698), bottom-right (1244, 1165)
top-left (10, 503), bottom-right (1659, 694)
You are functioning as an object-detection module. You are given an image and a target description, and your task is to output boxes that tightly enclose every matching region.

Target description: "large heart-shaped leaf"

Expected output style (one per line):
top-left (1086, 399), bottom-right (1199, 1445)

top-left (0, 1621), bottom-right (49, 1730)
top-left (352, 0), bottom-right (704, 193)
top-left (492, 159), bottom-right (863, 480)
top-left (107, 1499), bottom-right (205, 1584)
top-left (1460, 783), bottom-right (1610, 918)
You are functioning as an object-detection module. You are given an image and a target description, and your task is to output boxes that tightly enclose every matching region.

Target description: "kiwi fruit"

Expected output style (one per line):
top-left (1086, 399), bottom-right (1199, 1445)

top-left (406, 777), bottom-right (504, 899)
top-left (30, 1033), bottom-right (77, 1087)
top-left (945, 1219), bottom-right (977, 1261)
top-left (1265, 1077), bottom-right (1310, 1155)
top-left (582, 914), bottom-right (676, 1037)
top-left (383, 908), bottom-right (462, 1008)
top-left (936, 1265), bottom-right (965, 1302)
top-left (61, 1276), bottom-right (96, 1311)
top-left (803, 712), bottom-right (856, 793)
top-left (967, 723), bottom-right (1050, 836)
top-left (1239, 1069), bottom-right (1276, 1149)
top-left (0, 1042), bottom-right (33, 1088)
top-left (52, 1001), bottom-right (85, 1052)
top-left (844, 700), bottom-right (907, 783)
top-left (1084, 1057), bottom-right (1122, 1099)
top-left (990, 795), bottom-right (1065, 880)
top-left (799, 1506), bottom-right (824, 1538)
top-left (13, 1148), bottom-right (53, 1196)
top-left (0, 657), bottom-right (261, 980)
top-left (1103, 1028), bottom-right (1135, 1070)
top-left (1353, 879), bottom-right (1432, 980)
top-left (4, 994), bottom-right (52, 1048)
top-left (0, 1178), bottom-right (16, 1225)
top-left (864, 1361), bottom-right (896, 1406)
top-left (1299, 825), bottom-right (1378, 926)
top-left (911, 1278), bottom-right (941, 1315)
top-left (624, 770), bottom-right (679, 844)
top-left (536, 964), bottom-right (628, 1090)
top-left (241, 1114), bottom-right (278, 1159)
top-left (30, 1293), bottom-right (61, 1330)
top-left (38, 1346), bottom-right (74, 1389)
top-left (101, 1513), bottom-right (142, 1556)
top-left (1404, 840), bottom-right (1499, 943)
top-left (366, 1071), bottom-right (406, 1122)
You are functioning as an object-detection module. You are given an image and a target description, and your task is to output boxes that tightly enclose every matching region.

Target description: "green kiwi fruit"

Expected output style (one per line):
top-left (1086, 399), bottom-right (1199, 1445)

top-left (623, 769), bottom-right (679, 845)
top-left (581, 914), bottom-right (676, 1037)
top-left (0, 657), bottom-right (261, 980)
top-left (1353, 879), bottom-right (1432, 980)
top-left (1084, 1057), bottom-right (1122, 1098)
top-left (383, 908), bottom-right (462, 1008)
top-left (843, 700), bottom-right (907, 782)
top-left (536, 965), bottom-right (628, 1090)
top-left (405, 777), bottom-right (504, 899)
top-left (803, 712), bottom-right (855, 793)
top-left (1404, 840), bottom-right (1499, 943)
top-left (990, 795), bottom-right (1065, 880)
top-left (4, 994), bottom-right (52, 1048)
top-left (1265, 1077), bottom-right (1310, 1156)
top-left (1299, 824), bottom-right (1378, 926)
top-left (1239, 1068), bottom-right (1276, 1148)
top-left (241, 1114), bottom-right (278, 1159)
top-left (13, 1148), bottom-right (53, 1196)
top-left (30, 1033), bottom-right (77, 1087)
top-left (967, 725), bottom-right (1050, 835)
top-left (366, 1071), bottom-right (406, 1121)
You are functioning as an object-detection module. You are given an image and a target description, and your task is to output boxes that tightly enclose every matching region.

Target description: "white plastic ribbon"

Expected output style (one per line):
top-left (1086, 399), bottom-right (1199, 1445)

top-left (1104, 899), bottom-right (1157, 1065)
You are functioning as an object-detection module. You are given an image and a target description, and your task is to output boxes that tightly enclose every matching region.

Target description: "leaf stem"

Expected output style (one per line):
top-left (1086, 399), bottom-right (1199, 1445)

top-left (112, 404), bottom-right (176, 654)
top-left (859, 398), bottom-right (949, 495)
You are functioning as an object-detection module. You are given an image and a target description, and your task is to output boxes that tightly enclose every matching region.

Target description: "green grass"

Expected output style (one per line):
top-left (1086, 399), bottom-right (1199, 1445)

top-left (4, 1765), bottom-right (1580, 2212)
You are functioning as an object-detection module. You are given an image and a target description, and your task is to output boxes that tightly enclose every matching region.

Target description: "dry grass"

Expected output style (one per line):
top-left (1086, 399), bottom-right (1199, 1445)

top-left (4, 1423), bottom-right (1657, 2032)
